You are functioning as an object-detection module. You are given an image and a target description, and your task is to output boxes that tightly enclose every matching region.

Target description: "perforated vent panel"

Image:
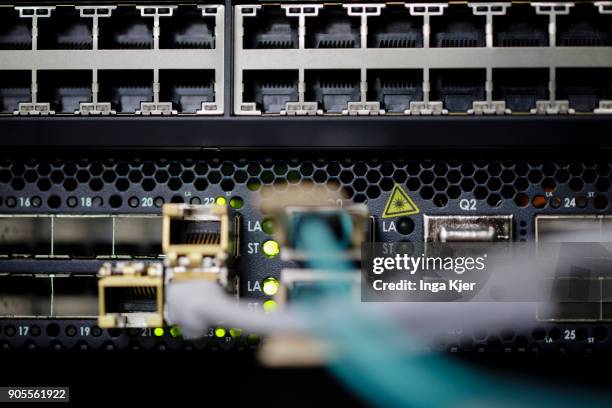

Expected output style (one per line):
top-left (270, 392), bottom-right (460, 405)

top-left (0, 157), bottom-right (609, 212)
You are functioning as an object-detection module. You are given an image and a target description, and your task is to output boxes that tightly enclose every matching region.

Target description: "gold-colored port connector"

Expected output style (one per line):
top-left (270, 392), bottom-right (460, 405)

top-left (98, 262), bottom-right (163, 328)
top-left (162, 203), bottom-right (229, 267)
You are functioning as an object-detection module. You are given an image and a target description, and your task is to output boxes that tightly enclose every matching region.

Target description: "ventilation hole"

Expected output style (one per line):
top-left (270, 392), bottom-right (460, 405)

top-left (514, 177), bottom-right (529, 191)
top-left (142, 178), bottom-right (156, 191)
top-left (235, 170), bottom-right (248, 183)
top-left (380, 178), bottom-right (394, 191)
top-left (11, 178), bottom-right (24, 190)
top-left (420, 186), bottom-right (434, 200)
top-left (487, 194), bottom-right (502, 208)
top-left (300, 162), bottom-right (314, 176)
top-left (393, 170), bottom-right (407, 184)
top-left (487, 178), bottom-right (501, 191)
top-left (221, 162), bottom-right (235, 176)
top-left (48, 195), bottom-right (61, 208)
top-left (420, 170), bottom-right (434, 184)
top-left (287, 170), bottom-right (301, 184)
top-left (474, 186), bottom-right (487, 200)
top-left (433, 178), bottom-right (448, 191)
top-left (313, 170), bottom-right (327, 183)
top-left (594, 195), bottom-right (608, 210)
top-left (109, 195), bottom-right (122, 208)
top-left (367, 185), bottom-right (381, 199)
top-left (460, 162), bottom-right (475, 176)
top-left (180, 170), bottom-right (195, 183)
top-left (515, 193), bottom-right (529, 207)
top-left (221, 179), bottom-right (235, 191)
top-left (406, 178), bottom-right (420, 191)
top-left (366, 170), bottom-right (381, 183)
top-left (473, 170), bottom-right (488, 184)
top-left (46, 323), bottom-right (60, 337)
top-left (532, 327), bottom-right (546, 341)
top-left (194, 178), bottom-right (208, 191)
top-left (247, 178), bottom-right (261, 191)
top-left (593, 326), bottom-right (607, 342)
top-left (116, 178), bottom-right (129, 191)
top-left (596, 178), bottom-right (610, 192)
top-left (433, 193), bottom-right (448, 207)
top-left (532, 195), bottom-right (546, 208)
top-left (354, 193), bottom-right (367, 203)
top-left (447, 185), bottom-right (461, 199)
top-left (569, 178), bottom-right (583, 192)
top-left (353, 178), bottom-right (367, 192)
top-left (171, 195), bottom-right (184, 203)
top-left (86, 178), bottom-right (102, 192)
top-left (460, 178), bottom-right (475, 192)
top-left (168, 178), bottom-right (182, 191)
top-left (541, 178), bottom-right (556, 192)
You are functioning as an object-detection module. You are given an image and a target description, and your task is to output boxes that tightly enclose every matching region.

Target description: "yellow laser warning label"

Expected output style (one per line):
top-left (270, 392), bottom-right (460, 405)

top-left (382, 183), bottom-right (419, 218)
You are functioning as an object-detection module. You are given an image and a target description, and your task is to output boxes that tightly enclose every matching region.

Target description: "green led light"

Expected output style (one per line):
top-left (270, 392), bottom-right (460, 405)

top-left (229, 196), bottom-right (244, 209)
top-left (214, 327), bottom-right (226, 338)
top-left (262, 277), bottom-right (280, 296)
top-left (153, 328), bottom-right (164, 337)
top-left (170, 326), bottom-right (181, 338)
top-left (247, 333), bottom-right (260, 346)
top-left (263, 299), bottom-right (278, 313)
top-left (262, 218), bottom-right (275, 234)
top-left (262, 240), bottom-right (280, 258)
top-left (229, 328), bottom-right (243, 338)
top-left (215, 196), bottom-right (227, 206)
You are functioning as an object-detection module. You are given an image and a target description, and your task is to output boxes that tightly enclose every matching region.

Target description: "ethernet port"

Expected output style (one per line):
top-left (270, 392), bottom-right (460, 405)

top-left (98, 263), bottom-right (163, 328)
top-left (160, 5), bottom-right (215, 49)
top-left (0, 7), bottom-right (31, 49)
top-left (368, 6), bottom-right (423, 48)
top-left (163, 204), bottom-right (229, 261)
top-left (243, 6), bottom-right (298, 49)
top-left (493, 68), bottom-right (549, 113)
top-left (98, 70), bottom-right (153, 113)
top-left (367, 70), bottom-right (423, 113)
top-left (160, 70), bottom-right (215, 113)
top-left (430, 69), bottom-right (486, 112)
top-left (557, 68), bottom-right (612, 112)
top-left (431, 4), bottom-right (485, 47)
top-left (243, 70), bottom-right (298, 114)
top-left (305, 70), bottom-right (360, 113)
top-left (557, 3), bottom-right (612, 46)
top-left (0, 71), bottom-right (31, 113)
top-left (494, 3), bottom-right (548, 47)
top-left (38, 6), bottom-right (92, 49)
top-left (38, 70), bottom-right (92, 113)
top-left (306, 7), bottom-right (360, 48)
top-left (99, 6), bottom-right (153, 49)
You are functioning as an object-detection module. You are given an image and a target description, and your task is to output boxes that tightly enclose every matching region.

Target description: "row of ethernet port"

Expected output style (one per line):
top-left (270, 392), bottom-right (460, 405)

top-left (1, 2), bottom-right (610, 51)
top-left (241, 2), bottom-right (612, 49)
top-left (0, 70), bottom-right (215, 114)
top-left (0, 4), bottom-right (218, 50)
top-left (240, 68), bottom-right (612, 115)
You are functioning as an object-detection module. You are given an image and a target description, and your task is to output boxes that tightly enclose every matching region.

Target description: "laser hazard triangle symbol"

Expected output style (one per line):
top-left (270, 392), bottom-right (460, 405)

top-left (382, 183), bottom-right (420, 218)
